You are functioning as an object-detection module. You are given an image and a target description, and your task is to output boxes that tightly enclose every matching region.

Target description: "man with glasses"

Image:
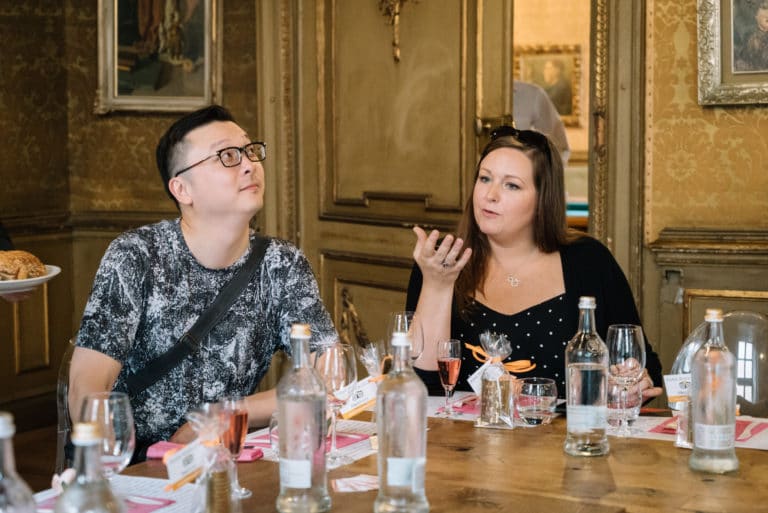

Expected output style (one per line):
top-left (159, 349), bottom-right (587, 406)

top-left (69, 105), bottom-right (337, 461)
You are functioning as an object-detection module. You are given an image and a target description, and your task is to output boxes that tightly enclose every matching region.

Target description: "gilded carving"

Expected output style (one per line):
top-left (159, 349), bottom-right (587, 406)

top-left (378, 0), bottom-right (416, 62)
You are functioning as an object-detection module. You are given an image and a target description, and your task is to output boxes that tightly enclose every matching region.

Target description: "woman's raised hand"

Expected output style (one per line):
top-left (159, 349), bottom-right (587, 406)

top-left (412, 226), bottom-right (472, 282)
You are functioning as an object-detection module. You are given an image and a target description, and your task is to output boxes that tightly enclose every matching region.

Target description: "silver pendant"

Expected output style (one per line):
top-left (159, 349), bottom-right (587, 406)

top-left (507, 274), bottom-right (521, 287)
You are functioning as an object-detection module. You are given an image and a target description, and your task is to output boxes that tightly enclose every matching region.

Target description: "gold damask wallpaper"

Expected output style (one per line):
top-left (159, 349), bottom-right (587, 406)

top-left (66, 0), bottom-right (259, 215)
top-left (0, 2), bottom-right (69, 216)
top-left (646, 0), bottom-right (768, 242)
top-left (0, 1), bottom-right (259, 223)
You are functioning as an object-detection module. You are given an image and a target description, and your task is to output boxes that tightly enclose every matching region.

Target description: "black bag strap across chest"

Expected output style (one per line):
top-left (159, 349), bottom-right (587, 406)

top-left (124, 236), bottom-right (270, 397)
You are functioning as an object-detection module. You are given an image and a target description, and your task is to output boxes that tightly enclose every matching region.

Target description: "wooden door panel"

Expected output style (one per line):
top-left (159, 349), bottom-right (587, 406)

top-left (316, 0), bottom-right (476, 227)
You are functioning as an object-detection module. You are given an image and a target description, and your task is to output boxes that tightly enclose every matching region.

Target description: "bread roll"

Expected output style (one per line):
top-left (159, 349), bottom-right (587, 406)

top-left (0, 250), bottom-right (47, 280)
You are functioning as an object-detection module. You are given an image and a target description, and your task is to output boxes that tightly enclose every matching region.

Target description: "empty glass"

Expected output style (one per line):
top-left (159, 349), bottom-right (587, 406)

top-left (314, 342), bottom-right (357, 467)
top-left (606, 324), bottom-right (646, 437)
top-left (514, 378), bottom-right (558, 426)
top-left (79, 391), bottom-right (135, 478)
top-left (387, 311), bottom-right (424, 363)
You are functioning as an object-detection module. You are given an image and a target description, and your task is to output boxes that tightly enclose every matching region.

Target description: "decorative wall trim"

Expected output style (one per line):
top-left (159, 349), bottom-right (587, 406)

top-left (649, 227), bottom-right (768, 266)
top-left (320, 249), bottom-right (413, 270)
top-left (319, 249), bottom-right (414, 351)
top-left (590, 0), bottom-right (608, 241)
top-left (1, 211), bottom-right (70, 237)
top-left (69, 210), bottom-right (176, 232)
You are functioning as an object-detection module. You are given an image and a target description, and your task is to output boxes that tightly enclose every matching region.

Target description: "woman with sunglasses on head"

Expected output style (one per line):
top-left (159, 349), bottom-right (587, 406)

top-left (407, 127), bottom-right (663, 399)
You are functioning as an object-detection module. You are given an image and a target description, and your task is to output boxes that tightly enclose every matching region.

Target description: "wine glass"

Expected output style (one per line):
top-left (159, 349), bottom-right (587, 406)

top-left (314, 342), bottom-right (357, 467)
top-left (220, 396), bottom-right (251, 499)
top-left (606, 324), bottom-right (646, 437)
top-left (387, 311), bottom-right (424, 363)
top-left (515, 378), bottom-right (558, 426)
top-left (436, 339), bottom-right (462, 418)
top-left (79, 391), bottom-right (135, 479)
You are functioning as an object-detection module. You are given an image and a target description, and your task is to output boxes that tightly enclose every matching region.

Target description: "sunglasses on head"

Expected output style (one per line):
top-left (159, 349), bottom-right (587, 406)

top-left (489, 125), bottom-right (552, 164)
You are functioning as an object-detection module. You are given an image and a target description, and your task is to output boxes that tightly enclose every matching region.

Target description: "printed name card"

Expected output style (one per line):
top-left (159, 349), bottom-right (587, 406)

top-left (164, 439), bottom-right (205, 485)
top-left (340, 377), bottom-right (378, 419)
top-left (467, 362), bottom-right (491, 395)
top-left (663, 373), bottom-right (691, 403)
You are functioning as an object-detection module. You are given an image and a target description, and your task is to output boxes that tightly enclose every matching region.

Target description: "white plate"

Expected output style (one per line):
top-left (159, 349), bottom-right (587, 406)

top-left (0, 265), bottom-right (61, 293)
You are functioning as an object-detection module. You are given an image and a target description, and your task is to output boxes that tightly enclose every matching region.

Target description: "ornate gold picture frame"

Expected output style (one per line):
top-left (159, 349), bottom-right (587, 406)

top-left (94, 0), bottom-right (221, 114)
top-left (698, 0), bottom-right (768, 105)
top-left (514, 44), bottom-right (582, 127)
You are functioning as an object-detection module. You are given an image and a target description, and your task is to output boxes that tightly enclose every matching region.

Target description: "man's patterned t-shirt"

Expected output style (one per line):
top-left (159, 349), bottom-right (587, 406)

top-left (76, 219), bottom-right (337, 446)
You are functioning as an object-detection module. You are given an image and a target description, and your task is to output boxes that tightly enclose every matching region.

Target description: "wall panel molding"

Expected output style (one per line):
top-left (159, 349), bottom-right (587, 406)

top-left (320, 250), bottom-right (414, 344)
top-left (649, 227), bottom-right (768, 266)
top-left (315, 0), bottom-right (474, 228)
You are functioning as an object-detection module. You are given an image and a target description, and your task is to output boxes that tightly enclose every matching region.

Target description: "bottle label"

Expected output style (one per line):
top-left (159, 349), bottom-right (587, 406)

top-left (694, 423), bottom-right (735, 450)
top-left (279, 458), bottom-right (312, 489)
top-left (567, 405), bottom-right (607, 432)
top-left (386, 457), bottom-right (426, 492)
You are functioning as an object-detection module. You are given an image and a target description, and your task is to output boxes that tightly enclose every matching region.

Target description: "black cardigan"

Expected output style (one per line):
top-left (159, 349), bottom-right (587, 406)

top-left (405, 236), bottom-right (663, 392)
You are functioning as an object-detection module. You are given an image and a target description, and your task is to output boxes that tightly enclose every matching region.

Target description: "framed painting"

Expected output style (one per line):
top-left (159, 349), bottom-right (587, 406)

top-left (94, 0), bottom-right (222, 114)
top-left (698, 0), bottom-right (768, 105)
top-left (514, 44), bottom-right (582, 127)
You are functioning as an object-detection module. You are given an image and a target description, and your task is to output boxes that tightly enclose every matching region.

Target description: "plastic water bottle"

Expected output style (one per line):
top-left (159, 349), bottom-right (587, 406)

top-left (689, 308), bottom-right (739, 474)
top-left (0, 412), bottom-right (35, 513)
top-left (54, 422), bottom-right (123, 513)
top-left (564, 296), bottom-right (609, 456)
top-left (374, 332), bottom-right (429, 513)
top-left (276, 323), bottom-right (331, 513)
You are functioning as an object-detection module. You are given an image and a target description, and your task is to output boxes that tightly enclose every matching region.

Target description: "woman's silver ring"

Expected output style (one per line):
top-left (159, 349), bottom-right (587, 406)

top-left (441, 261), bottom-right (452, 268)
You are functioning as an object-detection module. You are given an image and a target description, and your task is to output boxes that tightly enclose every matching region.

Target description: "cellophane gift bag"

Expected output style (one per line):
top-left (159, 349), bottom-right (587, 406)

top-left (187, 403), bottom-right (241, 513)
top-left (475, 331), bottom-right (515, 428)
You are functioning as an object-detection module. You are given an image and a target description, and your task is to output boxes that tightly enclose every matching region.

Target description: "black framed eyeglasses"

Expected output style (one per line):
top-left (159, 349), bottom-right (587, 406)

top-left (490, 125), bottom-right (551, 164)
top-left (173, 141), bottom-right (267, 177)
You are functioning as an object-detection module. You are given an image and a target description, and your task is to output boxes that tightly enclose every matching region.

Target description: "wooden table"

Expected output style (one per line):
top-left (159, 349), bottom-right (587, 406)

top-left (126, 416), bottom-right (768, 513)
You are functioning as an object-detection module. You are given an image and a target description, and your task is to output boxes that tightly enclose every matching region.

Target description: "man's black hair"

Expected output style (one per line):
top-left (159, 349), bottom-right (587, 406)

top-left (155, 104), bottom-right (236, 206)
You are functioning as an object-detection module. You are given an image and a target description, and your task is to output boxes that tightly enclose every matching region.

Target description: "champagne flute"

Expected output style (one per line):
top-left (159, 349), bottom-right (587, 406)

top-left (436, 339), bottom-right (462, 418)
top-left (606, 324), bottom-right (646, 437)
top-left (387, 311), bottom-right (424, 363)
top-left (314, 342), bottom-right (357, 467)
top-left (79, 391), bottom-right (135, 479)
top-left (220, 396), bottom-right (251, 499)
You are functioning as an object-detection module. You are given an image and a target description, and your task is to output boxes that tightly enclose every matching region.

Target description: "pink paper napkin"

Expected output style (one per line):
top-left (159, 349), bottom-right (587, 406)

top-left (38, 494), bottom-right (174, 513)
top-left (649, 417), bottom-right (768, 441)
top-left (245, 431), bottom-right (370, 452)
top-left (146, 441), bottom-right (263, 462)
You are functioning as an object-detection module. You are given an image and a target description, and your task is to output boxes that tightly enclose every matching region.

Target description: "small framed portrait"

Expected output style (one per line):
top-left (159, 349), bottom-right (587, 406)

top-left (514, 44), bottom-right (582, 127)
top-left (698, 0), bottom-right (768, 105)
top-left (94, 0), bottom-right (222, 114)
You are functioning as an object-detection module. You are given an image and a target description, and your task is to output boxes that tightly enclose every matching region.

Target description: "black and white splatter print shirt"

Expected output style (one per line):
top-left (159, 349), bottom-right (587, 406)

top-left (76, 218), bottom-right (337, 446)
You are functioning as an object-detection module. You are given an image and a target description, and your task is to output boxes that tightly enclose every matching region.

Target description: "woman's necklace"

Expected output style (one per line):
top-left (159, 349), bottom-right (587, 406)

top-left (497, 247), bottom-right (539, 288)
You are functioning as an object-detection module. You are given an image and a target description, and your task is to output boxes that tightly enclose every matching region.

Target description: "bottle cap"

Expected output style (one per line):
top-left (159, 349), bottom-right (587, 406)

top-left (391, 332), bottom-right (410, 347)
top-left (290, 323), bottom-right (311, 339)
top-left (704, 308), bottom-right (723, 322)
top-left (0, 411), bottom-right (15, 438)
top-left (578, 296), bottom-right (596, 309)
top-left (71, 422), bottom-right (103, 445)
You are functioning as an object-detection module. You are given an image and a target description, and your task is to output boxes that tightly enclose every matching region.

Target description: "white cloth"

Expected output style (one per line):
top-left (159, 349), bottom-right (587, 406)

top-left (513, 81), bottom-right (570, 165)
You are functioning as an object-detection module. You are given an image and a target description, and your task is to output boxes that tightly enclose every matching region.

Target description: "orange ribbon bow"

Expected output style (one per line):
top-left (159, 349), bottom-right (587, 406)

top-left (464, 343), bottom-right (536, 374)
